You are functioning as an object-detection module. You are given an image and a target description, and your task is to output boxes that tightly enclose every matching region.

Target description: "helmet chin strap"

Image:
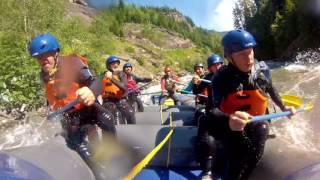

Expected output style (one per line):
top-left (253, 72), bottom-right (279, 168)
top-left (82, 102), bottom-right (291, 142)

top-left (107, 66), bottom-right (114, 72)
top-left (48, 52), bottom-right (59, 77)
top-left (229, 55), bottom-right (235, 66)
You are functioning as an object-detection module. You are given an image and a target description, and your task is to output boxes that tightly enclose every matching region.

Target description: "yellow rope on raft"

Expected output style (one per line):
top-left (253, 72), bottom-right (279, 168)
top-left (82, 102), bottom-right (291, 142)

top-left (123, 127), bottom-right (175, 180)
top-left (124, 105), bottom-right (175, 179)
top-left (166, 112), bottom-right (173, 167)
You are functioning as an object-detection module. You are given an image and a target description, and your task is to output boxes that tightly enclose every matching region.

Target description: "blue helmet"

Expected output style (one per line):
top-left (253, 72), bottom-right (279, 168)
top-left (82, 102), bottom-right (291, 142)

top-left (207, 54), bottom-right (223, 67)
top-left (222, 29), bottom-right (257, 56)
top-left (123, 62), bottom-right (132, 70)
top-left (106, 56), bottom-right (120, 68)
top-left (29, 33), bottom-right (60, 57)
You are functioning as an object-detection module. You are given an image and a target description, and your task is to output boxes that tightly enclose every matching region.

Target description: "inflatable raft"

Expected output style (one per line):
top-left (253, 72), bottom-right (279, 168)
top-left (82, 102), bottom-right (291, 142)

top-left (1, 106), bottom-right (320, 180)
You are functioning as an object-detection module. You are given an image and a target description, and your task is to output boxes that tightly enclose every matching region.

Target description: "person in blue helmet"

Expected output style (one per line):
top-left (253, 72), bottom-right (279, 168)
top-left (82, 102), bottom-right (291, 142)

top-left (28, 33), bottom-right (115, 169)
top-left (123, 62), bottom-right (152, 112)
top-left (182, 63), bottom-right (205, 96)
top-left (192, 55), bottom-right (224, 106)
top-left (197, 29), bottom-right (296, 180)
top-left (101, 56), bottom-right (136, 124)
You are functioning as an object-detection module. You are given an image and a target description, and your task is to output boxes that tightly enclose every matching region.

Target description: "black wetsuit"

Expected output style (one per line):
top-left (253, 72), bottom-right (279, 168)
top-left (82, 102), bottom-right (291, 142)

top-left (41, 55), bottom-right (115, 170)
top-left (192, 74), bottom-right (208, 106)
top-left (102, 71), bottom-right (136, 124)
top-left (198, 63), bottom-right (286, 180)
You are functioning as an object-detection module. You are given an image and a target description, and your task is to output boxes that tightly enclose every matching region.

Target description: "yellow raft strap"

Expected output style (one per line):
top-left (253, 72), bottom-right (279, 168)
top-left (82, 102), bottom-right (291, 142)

top-left (166, 112), bottom-right (173, 167)
top-left (124, 112), bottom-right (174, 180)
top-left (160, 105), bottom-right (164, 124)
top-left (123, 128), bottom-right (174, 180)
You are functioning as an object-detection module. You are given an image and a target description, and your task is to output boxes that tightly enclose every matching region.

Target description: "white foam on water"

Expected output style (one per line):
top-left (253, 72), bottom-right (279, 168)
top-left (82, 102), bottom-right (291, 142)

top-left (0, 120), bottom-right (44, 150)
top-left (271, 114), bottom-right (320, 154)
top-left (284, 64), bottom-right (308, 72)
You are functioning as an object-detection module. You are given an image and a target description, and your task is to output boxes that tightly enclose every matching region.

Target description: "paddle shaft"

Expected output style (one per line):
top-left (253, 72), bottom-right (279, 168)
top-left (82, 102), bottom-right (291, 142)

top-left (47, 99), bottom-right (80, 120)
top-left (141, 91), bottom-right (162, 96)
top-left (180, 90), bottom-right (208, 98)
top-left (200, 79), bottom-right (211, 84)
top-left (251, 108), bottom-right (304, 122)
top-left (128, 82), bottom-right (153, 94)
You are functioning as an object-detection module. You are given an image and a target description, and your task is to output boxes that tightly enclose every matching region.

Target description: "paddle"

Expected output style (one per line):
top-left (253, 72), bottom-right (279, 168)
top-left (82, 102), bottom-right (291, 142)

top-left (128, 82), bottom-right (153, 94)
top-left (180, 90), bottom-right (208, 98)
top-left (281, 94), bottom-right (302, 108)
top-left (200, 79), bottom-right (211, 84)
top-left (137, 81), bottom-right (153, 90)
top-left (251, 106), bottom-right (310, 122)
top-left (47, 99), bottom-right (80, 120)
top-left (251, 95), bottom-right (314, 122)
top-left (140, 91), bottom-right (162, 96)
top-left (175, 81), bottom-right (188, 86)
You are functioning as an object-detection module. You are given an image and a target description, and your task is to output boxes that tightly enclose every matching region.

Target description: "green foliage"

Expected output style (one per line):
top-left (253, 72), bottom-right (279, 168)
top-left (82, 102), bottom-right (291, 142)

top-left (236, 0), bottom-right (318, 58)
top-left (0, 33), bottom-right (44, 109)
top-left (98, 5), bottom-right (221, 51)
top-left (137, 57), bottom-right (145, 66)
top-left (125, 46), bottom-right (135, 54)
top-left (162, 48), bottom-right (207, 72)
top-left (0, 0), bottom-right (66, 109)
top-left (0, 0), bottom-right (223, 109)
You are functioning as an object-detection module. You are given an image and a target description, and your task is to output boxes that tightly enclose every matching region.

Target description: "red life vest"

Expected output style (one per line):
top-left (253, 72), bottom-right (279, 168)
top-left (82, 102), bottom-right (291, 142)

top-left (127, 77), bottom-right (138, 92)
top-left (45, 80), bottom-right (84, 111)
top-left (220, 90), bottom-right (268, 116)
top-left (102, 74), bottom-right (125, 100)
top-left (44, 54), bottom-right (88, 111)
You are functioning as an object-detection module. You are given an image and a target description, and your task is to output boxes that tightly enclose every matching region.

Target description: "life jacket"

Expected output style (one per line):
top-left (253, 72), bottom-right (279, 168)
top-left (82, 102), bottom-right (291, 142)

top-left (127, 76), bottom-right (138, 92)
top-left (44, 54), bottom-right (89, 111)
top-left (45, 80), bottom-right (83, 111)
top-left (220, 61), bottom-right (271, 116)
top-left (102, 74), bottom-right (125, 100)
top-left (165, 78), bottom-right (176, 92)
top-left (73, 54), bottom-right (88, 65)
top-left (202, 87), bottom-right (209, 97)
top-left (220, 90), bottom-right (268, 116)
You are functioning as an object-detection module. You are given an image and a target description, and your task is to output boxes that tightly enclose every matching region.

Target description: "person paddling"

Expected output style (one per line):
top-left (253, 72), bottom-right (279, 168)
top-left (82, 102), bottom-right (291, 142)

top-left (197, 29), bottom-right (296, 180)
top-left (123, 62), bottom-right (152, 112)
top-left (159, 66), bottom-right (181, 105)
top-left (101, 56), bottom-right (136, 124)
top-left (28, 33), bottom-right (115, 168)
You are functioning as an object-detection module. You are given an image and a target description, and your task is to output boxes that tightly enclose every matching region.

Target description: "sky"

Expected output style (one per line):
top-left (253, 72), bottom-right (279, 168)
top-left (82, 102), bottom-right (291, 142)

top-left (88, 0), bottom-right (237, 32)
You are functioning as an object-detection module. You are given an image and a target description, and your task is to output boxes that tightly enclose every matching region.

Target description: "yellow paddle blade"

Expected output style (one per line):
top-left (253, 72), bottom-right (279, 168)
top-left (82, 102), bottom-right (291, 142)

top-left (164, 98), bottom-right (175, 107)
top-left (281, 95), bottom-right (302, 108)
top-left (304, 102), bottom-right (314, 112)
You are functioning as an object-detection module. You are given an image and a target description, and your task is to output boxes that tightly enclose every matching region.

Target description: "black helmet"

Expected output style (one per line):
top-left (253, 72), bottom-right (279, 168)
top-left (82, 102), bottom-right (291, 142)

top-left (194, 63), bottom-right (204, 71)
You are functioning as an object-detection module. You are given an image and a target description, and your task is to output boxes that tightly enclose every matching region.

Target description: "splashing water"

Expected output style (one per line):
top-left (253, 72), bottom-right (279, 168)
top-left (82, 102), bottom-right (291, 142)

top-left (271, 114), bottom-right (320, 154)
top-left (0, 123), bottom-right (43, 150)
top-left (0, 112), bottom-right (61, 150)
top-left (269, 50), bottom-right (320, 155)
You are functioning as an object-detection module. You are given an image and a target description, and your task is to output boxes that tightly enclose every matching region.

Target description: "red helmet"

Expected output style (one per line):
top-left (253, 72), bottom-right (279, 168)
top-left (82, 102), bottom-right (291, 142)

top-left (164, 66), bottom-right (171, 73)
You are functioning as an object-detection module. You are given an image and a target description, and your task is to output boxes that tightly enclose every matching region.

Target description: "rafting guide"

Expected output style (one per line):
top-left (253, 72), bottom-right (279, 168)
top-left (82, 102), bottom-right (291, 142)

top-left (28, 33), bottom-right (116, 172)
top-left (197, 29), bottom-right (297, 180)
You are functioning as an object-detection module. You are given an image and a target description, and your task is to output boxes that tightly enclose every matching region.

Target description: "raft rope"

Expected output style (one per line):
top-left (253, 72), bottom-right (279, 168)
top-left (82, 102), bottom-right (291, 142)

top-left (124, 112), bottom-right (175, 180)
top-left (160, 105), bottom-right (164, 124)
top-left (166, 112), bottom-right (173, 167)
